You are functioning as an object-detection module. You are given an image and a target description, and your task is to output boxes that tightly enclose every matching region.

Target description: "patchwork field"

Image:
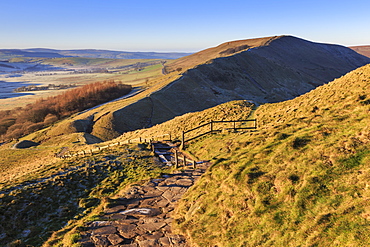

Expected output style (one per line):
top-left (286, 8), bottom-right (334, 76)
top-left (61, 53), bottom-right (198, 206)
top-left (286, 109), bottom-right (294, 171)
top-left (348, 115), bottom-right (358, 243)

top-left (0, 58), bottom-right (165, 110)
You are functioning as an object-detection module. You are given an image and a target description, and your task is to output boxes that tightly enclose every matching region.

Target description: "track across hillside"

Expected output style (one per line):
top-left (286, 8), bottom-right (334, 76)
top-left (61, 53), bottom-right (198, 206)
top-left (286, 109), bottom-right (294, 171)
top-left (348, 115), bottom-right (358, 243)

top-left (78, 142), bottom-right (209, 246)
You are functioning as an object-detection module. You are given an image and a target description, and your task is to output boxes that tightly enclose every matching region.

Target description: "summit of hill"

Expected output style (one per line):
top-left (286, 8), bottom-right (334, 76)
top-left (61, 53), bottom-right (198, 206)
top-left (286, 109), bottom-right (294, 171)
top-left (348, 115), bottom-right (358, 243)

top-left (163, 36), bottom-right (280, 73)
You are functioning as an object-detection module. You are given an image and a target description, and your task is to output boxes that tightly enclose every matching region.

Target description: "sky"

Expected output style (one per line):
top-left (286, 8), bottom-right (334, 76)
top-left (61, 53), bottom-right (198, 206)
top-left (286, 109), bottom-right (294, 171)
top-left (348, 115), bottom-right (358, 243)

top-left (0, 0), bottom-right (369, 52)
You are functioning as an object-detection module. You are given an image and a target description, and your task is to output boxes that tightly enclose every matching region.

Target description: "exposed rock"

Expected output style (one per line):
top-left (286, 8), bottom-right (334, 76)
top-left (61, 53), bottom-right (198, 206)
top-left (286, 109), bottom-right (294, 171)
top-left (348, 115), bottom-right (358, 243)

top-left (91, 235), bottom-right (111, 246)
top-left (91, 226), bottom-right (117, 235)
top-left (138, 222), bottom-right (167, 232)
top-left (120, 208), bottom-right (161, 217)
top-left (107, 234), bottom-right (125, 245)
top-left (117, 224), bottom-right (138, 239)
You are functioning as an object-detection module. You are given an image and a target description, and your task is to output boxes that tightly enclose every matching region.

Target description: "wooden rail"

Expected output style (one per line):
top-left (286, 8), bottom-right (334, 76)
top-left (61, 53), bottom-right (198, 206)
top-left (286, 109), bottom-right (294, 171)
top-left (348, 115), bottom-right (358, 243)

top-left (60, 119), bottom-right (257, 158)
top-left (60, 133), bottom-right (171, 159)
top-left (181, 119), bottom-right (257, 150)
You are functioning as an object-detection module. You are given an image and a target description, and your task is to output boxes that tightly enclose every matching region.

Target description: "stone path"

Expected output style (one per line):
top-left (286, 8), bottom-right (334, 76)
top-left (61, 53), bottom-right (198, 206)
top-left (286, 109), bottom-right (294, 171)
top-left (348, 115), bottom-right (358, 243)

top-left (79, 142), bottom-right (208, 247)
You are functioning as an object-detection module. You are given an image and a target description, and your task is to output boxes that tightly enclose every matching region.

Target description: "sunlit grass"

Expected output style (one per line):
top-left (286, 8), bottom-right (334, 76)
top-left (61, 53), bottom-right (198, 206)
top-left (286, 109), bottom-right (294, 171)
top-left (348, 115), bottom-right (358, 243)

top-left (173, 64), bottom-right (370, 246)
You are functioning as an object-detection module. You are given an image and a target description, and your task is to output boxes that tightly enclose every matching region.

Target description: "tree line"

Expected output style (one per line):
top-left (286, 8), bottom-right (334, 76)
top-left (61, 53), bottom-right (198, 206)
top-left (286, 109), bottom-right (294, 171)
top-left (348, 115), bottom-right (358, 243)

top-left (0, 80), bottom-right (132, 141)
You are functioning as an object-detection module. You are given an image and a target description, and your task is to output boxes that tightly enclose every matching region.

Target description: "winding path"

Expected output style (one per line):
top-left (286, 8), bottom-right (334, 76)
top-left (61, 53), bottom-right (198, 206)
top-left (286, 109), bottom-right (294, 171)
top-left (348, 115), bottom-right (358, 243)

top-left (79, 142), bottom-right (209, 247)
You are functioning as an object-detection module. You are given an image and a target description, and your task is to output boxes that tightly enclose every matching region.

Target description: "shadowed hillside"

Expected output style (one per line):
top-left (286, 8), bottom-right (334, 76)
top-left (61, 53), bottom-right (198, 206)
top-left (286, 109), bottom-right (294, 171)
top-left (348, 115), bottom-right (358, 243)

top-left (89, 36), bottom-right (369, 140)
top-left (173, 64), bottom-right (370, 246)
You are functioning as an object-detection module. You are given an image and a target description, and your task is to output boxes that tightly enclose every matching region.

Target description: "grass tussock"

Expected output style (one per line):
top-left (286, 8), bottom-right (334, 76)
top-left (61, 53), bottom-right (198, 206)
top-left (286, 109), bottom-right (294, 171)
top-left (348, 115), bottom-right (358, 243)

top-left (172, 64), bottom-right (370, 246)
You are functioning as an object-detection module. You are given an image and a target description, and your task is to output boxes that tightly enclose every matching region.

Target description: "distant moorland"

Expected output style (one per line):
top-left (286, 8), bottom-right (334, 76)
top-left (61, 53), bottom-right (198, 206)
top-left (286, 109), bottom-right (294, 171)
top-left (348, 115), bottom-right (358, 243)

top-left (0, 48), bottom-right (192, 60)
top-left (350, 45), bottom-right (370, 58)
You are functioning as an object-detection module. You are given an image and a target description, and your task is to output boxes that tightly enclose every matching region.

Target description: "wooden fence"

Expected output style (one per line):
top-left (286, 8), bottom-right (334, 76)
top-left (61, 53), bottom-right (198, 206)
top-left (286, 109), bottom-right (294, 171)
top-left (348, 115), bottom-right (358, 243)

top-left (60, 119), bottom-right (257, 158)
top-left (60, 133), bottom-right (171, 159)
top-left (181, 119), bottom-right (257, 150)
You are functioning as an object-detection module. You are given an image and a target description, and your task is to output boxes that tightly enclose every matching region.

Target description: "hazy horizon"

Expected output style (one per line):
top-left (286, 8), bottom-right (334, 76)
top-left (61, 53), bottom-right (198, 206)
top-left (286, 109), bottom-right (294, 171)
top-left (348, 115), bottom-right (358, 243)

top-left (1, 0), bottom-right (370, 52)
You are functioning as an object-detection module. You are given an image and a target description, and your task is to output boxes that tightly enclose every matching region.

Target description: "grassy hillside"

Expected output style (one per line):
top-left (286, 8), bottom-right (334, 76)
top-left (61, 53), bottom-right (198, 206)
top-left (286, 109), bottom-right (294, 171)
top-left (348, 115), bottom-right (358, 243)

top-left (113, 100), bottom-right (255, 144)
top-left (45, 35), bottom-right (369, 144)
top-left (1, 64), bottom-right (369, 246)
top-left (171, 64), bottom-right (370, 246)
top-left (0, 142), bottom-right (171, 247)
top-left (0, 100), bottom-right (255, 246)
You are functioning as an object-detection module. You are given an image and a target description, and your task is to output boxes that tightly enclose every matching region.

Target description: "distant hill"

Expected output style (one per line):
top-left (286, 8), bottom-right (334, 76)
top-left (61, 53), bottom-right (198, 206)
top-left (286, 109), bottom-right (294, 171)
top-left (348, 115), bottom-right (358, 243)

top-left (0, 49), bottom-right (65, 59)
top-left (0, 48), bottom-right (192, 60)
top-left (350, 45), bottom-right (370, 58)
top-left (36, 35), bottom-right (370, 142)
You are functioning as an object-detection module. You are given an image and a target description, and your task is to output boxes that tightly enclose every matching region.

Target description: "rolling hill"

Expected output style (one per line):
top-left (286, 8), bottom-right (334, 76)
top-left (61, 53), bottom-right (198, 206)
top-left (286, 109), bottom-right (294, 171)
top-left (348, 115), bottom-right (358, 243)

top-left (350, 45), bottom-right (370, 58)
top-left (37, 35), bottom-right (369, 142)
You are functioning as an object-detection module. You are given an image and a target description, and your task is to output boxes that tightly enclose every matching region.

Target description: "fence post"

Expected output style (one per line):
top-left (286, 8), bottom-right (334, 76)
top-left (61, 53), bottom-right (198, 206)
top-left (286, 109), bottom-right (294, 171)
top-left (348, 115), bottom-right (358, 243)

top-left (210, 121), bottom-right (213, 133)
top-left (233, 121), bottom-right (236, 131)
top-left (175, 150), bottom-right (179, 169)
top-left (183, 155), bottom-right (187, 167)
top-left (181, 131), bottom-right (185, 150)
top-left (139, 137), bottom-right (142, 143)
top-left (192, 160), bottom-right (196, 169)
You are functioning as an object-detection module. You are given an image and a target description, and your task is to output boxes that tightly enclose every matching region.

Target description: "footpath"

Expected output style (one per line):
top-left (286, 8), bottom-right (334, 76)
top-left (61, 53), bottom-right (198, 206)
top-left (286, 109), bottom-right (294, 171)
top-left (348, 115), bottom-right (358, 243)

top-left (78, 142), bottom-right (209, 247)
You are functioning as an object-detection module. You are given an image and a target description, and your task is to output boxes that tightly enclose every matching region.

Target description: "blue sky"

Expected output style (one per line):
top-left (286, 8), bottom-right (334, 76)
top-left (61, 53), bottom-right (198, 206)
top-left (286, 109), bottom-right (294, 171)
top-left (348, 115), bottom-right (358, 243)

top-left (0, 0), bottom-right (369, 52)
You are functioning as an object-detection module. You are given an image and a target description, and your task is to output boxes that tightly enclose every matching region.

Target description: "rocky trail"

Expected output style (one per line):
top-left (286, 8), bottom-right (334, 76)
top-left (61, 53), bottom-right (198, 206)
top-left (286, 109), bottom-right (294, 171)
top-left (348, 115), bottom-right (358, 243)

top-left (78, 142), bottom-right (209, 247)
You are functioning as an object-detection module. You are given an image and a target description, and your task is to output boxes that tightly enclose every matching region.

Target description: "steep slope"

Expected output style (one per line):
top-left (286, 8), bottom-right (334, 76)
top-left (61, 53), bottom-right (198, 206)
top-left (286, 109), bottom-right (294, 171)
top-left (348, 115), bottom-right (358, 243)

top-left (93, 36), bottom-right (369, 139)
top-left (38, 36), bottom-right (370, 142)
top-left (173, 64), bottom-right (370, 246)
top-left (350, 45), bottom-right (370, 58)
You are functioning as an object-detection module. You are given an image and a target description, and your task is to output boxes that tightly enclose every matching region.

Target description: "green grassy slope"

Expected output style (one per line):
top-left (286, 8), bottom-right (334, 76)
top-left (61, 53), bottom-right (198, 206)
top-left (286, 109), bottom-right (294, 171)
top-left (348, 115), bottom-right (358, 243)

top-left (172, 64), bottom-right (370, 246)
